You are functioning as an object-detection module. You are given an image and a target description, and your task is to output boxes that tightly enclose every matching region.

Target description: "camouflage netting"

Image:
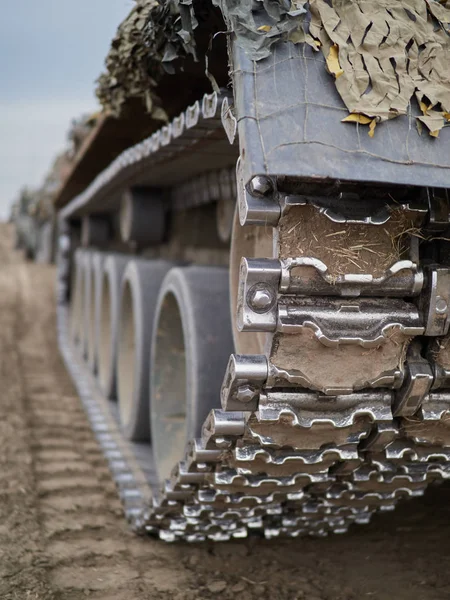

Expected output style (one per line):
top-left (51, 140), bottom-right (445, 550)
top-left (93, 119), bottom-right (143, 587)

top-left (309, 0), bottom-right (450, 137)
top-left (96, 0), bottom-right (198, 119)
top-left (97, 0), bottom-right (450, 136)
top-left (217, 0), bottom-right (450, 137)
top-left (96, 0), bottom-right (309, 118)
top-left (211, 0), bottom-right (309, 59)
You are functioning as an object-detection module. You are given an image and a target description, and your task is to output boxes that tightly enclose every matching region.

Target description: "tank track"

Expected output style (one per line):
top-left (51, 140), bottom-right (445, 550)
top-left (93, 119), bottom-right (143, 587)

top-left (58, 91), bottom-right (450, 542)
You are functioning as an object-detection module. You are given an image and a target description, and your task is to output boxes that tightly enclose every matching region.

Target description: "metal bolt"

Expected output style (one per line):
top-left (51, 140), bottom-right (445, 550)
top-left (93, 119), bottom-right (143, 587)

top-left (248, 286), bottom-right (274, 313)
top-left (196, 462), bottom-right (209, 472)
top-left (236, 384), bottom-right (258, 403)
top-left (214, 437), bottom-right (232, 449)
top-left (249, 175), bottom-right (273, 197)
top-left (436, 296), bottom-right (448, 314)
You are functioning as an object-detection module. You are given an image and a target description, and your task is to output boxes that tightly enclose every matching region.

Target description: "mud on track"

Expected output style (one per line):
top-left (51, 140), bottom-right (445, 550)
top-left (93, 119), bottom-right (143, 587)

top-left (1, 223), bottom-right (450, 600)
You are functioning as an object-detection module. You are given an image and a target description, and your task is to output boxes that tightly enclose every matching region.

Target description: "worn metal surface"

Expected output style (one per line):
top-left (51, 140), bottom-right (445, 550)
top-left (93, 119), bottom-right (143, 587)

top-left (232, 41), bottom-right (450, 188)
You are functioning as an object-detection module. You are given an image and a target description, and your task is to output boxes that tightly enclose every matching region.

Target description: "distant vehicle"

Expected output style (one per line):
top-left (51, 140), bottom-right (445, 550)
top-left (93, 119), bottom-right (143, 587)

top-left (12, 187), bottom-right (39, 260)
top-left (12, 114), bottom-right (100, 263)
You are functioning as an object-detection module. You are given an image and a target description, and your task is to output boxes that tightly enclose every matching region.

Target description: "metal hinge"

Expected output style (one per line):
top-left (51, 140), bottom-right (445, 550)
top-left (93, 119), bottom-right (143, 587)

top-left (392, 343), bottom-right (433, 417)
top-left (221, 354), bottom-right (268, 412)
top-left (420, 266), bottom-right (450, 337)
top-left (240, 256), bottom-right (423, 300)
top-left (236, 159), bottom-right (429, 228)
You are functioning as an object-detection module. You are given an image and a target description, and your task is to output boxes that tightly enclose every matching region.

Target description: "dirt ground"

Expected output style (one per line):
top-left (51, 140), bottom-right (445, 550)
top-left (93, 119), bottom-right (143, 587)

top-left (1, 224), bottom-right (450, 600)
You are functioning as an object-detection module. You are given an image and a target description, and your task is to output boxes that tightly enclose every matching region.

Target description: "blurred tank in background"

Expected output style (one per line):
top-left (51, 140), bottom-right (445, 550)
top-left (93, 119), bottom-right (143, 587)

top-left (11, 113), bottom-right (100, 262)
top-left (11, 186), bottom-right (39, 260)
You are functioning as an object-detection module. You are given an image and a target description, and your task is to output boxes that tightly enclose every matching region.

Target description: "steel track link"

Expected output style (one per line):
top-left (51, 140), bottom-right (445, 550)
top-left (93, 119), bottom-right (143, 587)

top-left (57, 92), bottom-right (450, 542)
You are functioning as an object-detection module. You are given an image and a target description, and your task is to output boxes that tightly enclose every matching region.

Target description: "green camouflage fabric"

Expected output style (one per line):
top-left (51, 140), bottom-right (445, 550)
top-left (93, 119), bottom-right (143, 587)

top-left (96, 0), bottom-right (198, 119)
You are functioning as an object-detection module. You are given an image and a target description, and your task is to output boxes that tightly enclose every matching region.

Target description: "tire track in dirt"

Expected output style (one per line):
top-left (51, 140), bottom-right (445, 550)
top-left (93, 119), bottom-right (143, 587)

top-left (15, 246), bottom-right (192, 600)
top-left (2, 223), bottom-right (450, 600)
top-left (0, 228), bottom-right (54, 600)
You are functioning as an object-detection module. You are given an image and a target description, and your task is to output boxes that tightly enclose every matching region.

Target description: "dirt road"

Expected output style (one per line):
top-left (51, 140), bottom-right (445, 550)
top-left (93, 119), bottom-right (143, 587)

top-left (1, 224), bottom-right (450, 600)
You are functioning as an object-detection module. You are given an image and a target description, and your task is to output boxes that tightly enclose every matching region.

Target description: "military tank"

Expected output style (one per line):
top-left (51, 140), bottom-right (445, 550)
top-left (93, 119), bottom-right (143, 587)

top-left (53, 0), bottom-right (450, 541)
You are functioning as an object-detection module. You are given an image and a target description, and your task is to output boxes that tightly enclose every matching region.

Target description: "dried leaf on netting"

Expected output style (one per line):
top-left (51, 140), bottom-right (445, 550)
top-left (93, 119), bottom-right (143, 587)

top-left (307, 0), bottom-right (450, 137)
top-left (326, 44), bottom-right (343, 78)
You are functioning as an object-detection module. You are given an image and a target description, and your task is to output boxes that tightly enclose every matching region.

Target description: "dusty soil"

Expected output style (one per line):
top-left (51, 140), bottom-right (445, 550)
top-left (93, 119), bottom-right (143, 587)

top-left (1, 223), bottom-right (450, 600)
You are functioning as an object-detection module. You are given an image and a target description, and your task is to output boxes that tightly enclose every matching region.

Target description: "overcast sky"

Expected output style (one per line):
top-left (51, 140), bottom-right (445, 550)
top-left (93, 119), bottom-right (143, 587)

top-left (0, 0), bottom-right (133, 220)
